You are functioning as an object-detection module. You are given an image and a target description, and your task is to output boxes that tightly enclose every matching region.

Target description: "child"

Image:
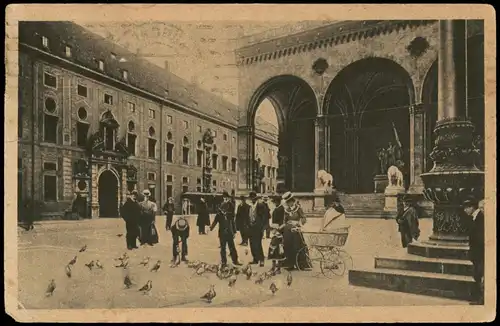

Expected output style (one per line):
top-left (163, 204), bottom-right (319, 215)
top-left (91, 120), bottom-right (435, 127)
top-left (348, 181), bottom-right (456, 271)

top-left (267, 227), bottom-right (285, 274)
top-left (171, 216), bottom-right (190, 263)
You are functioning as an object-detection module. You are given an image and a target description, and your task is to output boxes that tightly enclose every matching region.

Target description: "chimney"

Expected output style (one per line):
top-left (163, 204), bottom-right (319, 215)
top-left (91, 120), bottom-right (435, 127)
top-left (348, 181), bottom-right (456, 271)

top-left (164, 60), bottom-right (169, 72)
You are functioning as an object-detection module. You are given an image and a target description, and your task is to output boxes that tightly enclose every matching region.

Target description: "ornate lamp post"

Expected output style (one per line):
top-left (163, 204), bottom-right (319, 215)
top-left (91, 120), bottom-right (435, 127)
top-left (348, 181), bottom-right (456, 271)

top-left (253, 157), bottom-right (264, 192)
top-left (420, 20), bottom-right (484, 244)
top-left (202, 129), bottom-right (214, 194)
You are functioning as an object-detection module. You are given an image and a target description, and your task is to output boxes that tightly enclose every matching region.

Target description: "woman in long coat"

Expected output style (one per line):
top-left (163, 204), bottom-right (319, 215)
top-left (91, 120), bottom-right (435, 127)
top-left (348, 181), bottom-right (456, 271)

top-left (281, 192), bottom-right (312, 270)
top-left (196, 197), bottom-right (210, 235)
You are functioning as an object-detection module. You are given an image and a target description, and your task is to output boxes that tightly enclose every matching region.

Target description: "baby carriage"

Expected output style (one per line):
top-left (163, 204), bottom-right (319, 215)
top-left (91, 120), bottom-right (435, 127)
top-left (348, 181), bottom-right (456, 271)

top-left (297, 207), bottom-right (353, 278)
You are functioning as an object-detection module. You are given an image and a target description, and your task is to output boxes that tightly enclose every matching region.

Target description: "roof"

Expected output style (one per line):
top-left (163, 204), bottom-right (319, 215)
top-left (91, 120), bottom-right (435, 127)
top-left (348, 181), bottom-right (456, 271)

top-left (19, 21), bottom-right (242, 126)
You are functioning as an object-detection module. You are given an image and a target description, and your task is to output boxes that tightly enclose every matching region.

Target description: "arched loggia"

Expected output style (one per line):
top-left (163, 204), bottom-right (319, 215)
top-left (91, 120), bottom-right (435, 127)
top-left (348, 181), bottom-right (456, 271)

top-left (422, 33), bottom-right (485, 172)
top-left (323, 57), bottom-right (415, 193)
top-left (243, 75), bottom-right (318, 192)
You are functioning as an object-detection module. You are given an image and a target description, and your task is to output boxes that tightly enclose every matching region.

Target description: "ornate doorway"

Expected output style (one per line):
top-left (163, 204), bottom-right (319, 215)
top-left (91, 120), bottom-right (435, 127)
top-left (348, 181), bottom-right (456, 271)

top-left (98, 170), bottom-right (119, 217)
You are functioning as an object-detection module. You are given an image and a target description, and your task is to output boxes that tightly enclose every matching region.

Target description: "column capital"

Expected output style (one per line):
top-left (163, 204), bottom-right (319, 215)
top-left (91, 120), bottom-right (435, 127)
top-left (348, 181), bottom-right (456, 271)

top-left (237, 125), bottom-right (254, 134)
top-left (409, 103), bottom-right (426, 115)
top-left (314, 115), bottom-right (327, 126)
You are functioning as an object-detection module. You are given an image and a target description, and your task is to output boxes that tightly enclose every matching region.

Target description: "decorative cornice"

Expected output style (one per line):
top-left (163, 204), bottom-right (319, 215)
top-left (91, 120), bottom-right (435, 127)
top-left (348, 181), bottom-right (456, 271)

top-left (236, 20), bottom-right (437, 67)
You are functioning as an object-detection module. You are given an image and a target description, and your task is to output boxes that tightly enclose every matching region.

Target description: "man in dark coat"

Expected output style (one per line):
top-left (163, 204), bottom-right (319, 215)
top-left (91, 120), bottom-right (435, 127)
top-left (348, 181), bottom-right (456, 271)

top-left (463, 197), bottom-right (485, 305)
top-left (210, 191), bottom-right (242, 267)
top-left (196, 197), bottom-right (210, 235)
top-left (171, 216), bottom-right (190, 263)
top-left (121, 191), bottom-right (141, 250)
top-left (396, 195), bottom-right (420, 248)
top-left (248, 191), bottom-right (268, 267)
top-left (163, 197), bottom-right (175, 231)
top-left (262, 195), bottom-right (272, 239)
top-left (235, 195), bottom-right (251, 245)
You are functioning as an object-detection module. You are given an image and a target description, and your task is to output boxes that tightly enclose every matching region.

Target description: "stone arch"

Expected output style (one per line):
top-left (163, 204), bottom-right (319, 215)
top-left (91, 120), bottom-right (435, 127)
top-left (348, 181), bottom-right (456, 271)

top-left (96, 166), bottom-right (121, 217)
top-left (323, 57), bottom-right (415, 193)
top-left (97, 166), bottom-right (120, 182)
top-left (239, 74), bottom-right (319, 192)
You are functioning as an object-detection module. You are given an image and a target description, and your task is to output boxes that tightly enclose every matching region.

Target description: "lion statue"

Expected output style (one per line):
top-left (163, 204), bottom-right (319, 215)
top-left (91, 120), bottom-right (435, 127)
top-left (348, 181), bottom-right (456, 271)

top-left (387, 165), bottom-right (404, 188)
top-left (316, 170), bottom-right (334, 190)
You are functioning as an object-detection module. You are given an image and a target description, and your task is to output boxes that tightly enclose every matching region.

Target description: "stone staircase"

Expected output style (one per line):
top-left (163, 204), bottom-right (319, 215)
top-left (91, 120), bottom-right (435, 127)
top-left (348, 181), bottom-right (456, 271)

top-left (348, 240), bottom-right (475, 301)
top-left (338, 193), bottom-right (395, 219)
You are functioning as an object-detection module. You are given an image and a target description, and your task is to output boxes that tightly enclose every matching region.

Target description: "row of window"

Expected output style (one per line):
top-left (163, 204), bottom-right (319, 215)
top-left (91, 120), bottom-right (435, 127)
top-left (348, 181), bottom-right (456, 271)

top-left (40, 164), bottom-right (234, 202)
top-left (43, 70), bottom-right (236, 142)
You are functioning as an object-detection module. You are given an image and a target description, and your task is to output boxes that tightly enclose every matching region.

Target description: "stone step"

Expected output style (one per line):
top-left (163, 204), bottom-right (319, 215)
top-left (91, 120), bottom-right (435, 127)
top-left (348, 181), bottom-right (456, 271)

top-left (408, 241), bottom-right (470, 260)
top-left (374, 255), bottom-right (474, 276)
top-left (348, 267), bottom-right (475, 301)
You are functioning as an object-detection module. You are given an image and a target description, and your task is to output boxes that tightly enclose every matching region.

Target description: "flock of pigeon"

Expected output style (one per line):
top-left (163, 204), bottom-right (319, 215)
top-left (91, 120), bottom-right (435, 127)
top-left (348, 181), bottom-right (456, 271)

top-left (44, 242), bottom-right (294, 305)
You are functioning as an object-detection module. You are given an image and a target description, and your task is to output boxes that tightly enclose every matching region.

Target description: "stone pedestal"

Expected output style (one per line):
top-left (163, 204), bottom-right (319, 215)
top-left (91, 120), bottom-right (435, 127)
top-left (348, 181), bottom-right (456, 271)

top-left (383, 186), bottom-right (405, 212)
top-left (313, 188), bottom-right (326, 212)
top-left (373, 174), bottom-right (389, 193)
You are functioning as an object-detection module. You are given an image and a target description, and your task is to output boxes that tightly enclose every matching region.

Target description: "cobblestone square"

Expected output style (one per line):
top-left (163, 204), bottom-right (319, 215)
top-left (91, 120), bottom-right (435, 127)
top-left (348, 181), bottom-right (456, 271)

top-left (18, 217), bottom-right (465, 309)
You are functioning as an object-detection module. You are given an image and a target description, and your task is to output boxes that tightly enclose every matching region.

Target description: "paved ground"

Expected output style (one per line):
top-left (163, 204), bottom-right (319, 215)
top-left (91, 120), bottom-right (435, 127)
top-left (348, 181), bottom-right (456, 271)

top-left (17, 216), bottom-right (466, 309)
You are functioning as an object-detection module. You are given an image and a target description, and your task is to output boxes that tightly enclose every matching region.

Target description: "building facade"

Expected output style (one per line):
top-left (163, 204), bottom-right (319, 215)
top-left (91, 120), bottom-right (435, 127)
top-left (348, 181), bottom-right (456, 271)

top-left (18, 21), bottom-right (277, 219)
top-left (235, 20), bottom-right (485, 195)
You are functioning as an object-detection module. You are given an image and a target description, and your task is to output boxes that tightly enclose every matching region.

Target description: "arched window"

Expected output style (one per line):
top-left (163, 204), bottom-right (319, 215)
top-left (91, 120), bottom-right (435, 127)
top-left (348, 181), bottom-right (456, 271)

top-left (182, 136), bottom-right (190, 165)
top-left (148, 126), bottom-right (157, 159)
top-left (127, 121), bottom-right (137, 156)
top-left (44, 97), bottom-right (58, 143)
top-left (76, 107), bottom-right (89, 148)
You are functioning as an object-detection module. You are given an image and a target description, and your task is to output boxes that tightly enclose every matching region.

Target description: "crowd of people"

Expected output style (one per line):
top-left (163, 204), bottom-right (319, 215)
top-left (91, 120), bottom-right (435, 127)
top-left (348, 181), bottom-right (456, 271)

top-left (119, 189), bottom-right (327, 273)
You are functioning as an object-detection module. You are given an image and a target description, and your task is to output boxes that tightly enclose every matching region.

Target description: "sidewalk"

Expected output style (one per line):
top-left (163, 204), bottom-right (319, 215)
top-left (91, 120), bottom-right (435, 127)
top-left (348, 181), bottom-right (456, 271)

top-left (18, 214), bottom-right (217, 233)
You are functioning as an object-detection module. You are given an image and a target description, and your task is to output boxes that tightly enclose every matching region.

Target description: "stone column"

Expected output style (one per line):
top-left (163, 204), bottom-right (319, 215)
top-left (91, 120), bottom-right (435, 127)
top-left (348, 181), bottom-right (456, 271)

top-left (275, 131), bottom-right (288, 194)
top-left (420, 20), bottom-right (484, 243)
top-left (237, 125), bottom-right (253, 192)
top-left (408, 103), bottom-right (426, 194)
top-left (90, 164), bottom-right (99, 218)
top-left (120, 168), bottom-right (127, 208)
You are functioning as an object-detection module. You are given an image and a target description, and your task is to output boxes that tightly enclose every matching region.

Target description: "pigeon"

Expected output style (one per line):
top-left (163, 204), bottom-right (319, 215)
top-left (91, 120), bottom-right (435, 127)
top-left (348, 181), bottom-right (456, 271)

top-left (139, 280), bottom-right (152, 294)
top-left (85, 260), bottom-right (95, 270)
top-left (115, 253), bottom-right (128, 261)
top-left (68, 255), bottom-right (77, 266)
top-left (201, 285), bottom-right (216, 303)
top-left (79, 245), bottom-right (87, 252)
top-left (270, 281), bottom-right (278, 295)
top-left (228, 276), bottom-right (237, 287)
top-left (65, 265), bottom-right (72, 278)
top-left (254, 274), bottom-right (265, 285)
top-left (264, 270), bottom-right (274, 279)
top-left (116, 233), bottom-right (124, 237)
top-left (95, 260), bottom-right (104, 269)
top-left (286, 272), bottom-right (293, 287)
top-left (234, 268), bottom-right (241, 276)
top-left (195, 265), bottom-right (206, 276)
top-left (124, 274), bottom-right (133, 289)
top-left (150, 260), bottom-right (161, 272)
top-left (45, 279), bottom-right (56, 297)
top-left (139, 256), bottom-right (150, 267)
top-left (245, 268), bottom-right (253, 280)
top-left (115, 259), bottom-right (129, 269)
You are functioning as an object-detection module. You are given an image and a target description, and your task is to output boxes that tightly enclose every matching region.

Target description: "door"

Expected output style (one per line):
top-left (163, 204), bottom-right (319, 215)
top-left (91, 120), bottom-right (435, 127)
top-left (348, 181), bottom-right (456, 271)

top-left (98, 170), bottom-right (119, 217)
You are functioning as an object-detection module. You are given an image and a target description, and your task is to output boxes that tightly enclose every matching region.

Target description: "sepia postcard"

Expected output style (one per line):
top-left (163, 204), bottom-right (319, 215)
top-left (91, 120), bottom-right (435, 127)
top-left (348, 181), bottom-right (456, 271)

top-left (4, 3), bottom-right (497, 323)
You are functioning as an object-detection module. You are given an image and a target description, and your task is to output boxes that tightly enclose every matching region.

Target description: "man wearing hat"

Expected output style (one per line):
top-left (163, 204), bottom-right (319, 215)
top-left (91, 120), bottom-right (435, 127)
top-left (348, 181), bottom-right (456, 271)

top-left (395, 195), bottom-right (420, 248)
top-left (261, 195), bottom-right (272, 239)
top-left (247, 191), bottom-right (268, 266)
top-left (235, 195), bottom-right (251, 245)
top-left (463, 196), bottom-right (484, 305)
top-left (171, 216), bottom-right (190, 263)
top-left (210, 191), bottom-right (242, 266)
top-left (121, 190), bottom-right (141, 250)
